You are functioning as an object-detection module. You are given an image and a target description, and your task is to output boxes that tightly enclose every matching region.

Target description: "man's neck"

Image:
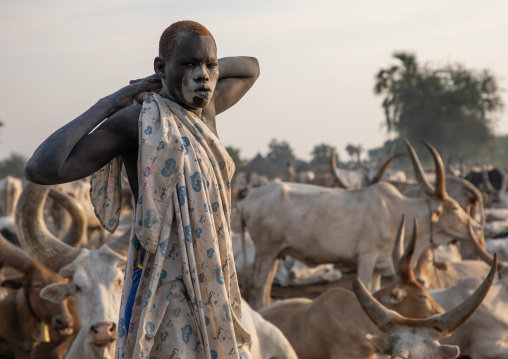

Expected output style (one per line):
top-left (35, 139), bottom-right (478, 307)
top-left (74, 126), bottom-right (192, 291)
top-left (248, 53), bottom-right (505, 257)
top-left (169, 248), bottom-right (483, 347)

top-left (162, 91), bottom-right (202, 118)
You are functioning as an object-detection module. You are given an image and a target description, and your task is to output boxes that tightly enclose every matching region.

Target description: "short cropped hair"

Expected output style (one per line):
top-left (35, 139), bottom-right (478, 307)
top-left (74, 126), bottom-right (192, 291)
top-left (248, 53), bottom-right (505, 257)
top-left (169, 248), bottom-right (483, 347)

top-left (159, 21), bottom-right (216, 60)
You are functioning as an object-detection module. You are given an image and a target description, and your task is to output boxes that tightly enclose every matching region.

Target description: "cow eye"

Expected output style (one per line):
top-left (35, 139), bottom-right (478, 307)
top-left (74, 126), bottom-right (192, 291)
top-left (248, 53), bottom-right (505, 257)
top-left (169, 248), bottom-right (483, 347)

top-left (75, 284), bottom-right (82, 293)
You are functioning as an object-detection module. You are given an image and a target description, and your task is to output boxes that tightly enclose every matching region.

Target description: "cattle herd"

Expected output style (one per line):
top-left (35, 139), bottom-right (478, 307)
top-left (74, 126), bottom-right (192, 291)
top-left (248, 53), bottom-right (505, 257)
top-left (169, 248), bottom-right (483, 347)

top-left (1, 139), bottom-right (508, 359)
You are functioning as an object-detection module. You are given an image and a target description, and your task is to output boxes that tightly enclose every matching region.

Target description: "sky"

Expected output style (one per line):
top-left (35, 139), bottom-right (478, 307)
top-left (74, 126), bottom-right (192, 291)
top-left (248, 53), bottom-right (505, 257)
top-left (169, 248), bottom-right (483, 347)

top-left (1, 0), bottom-right (507, 163)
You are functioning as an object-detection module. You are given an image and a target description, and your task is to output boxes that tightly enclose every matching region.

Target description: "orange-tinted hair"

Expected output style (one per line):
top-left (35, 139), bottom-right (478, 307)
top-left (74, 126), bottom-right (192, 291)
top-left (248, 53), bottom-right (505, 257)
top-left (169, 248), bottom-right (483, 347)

top-left (159, 20), bottom-right (216, 59)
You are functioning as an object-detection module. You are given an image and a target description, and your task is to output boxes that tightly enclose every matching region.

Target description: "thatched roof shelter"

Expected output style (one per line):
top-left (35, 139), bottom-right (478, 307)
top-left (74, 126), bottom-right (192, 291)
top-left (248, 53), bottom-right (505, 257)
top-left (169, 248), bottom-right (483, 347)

top-left (241, 154), bottom-right (285, 179)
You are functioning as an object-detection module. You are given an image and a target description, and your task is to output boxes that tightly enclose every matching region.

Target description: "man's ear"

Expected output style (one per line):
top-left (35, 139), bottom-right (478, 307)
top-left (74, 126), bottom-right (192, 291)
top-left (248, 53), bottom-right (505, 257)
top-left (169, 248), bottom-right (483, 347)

top-left (154, 57), bottom-right (166, 79)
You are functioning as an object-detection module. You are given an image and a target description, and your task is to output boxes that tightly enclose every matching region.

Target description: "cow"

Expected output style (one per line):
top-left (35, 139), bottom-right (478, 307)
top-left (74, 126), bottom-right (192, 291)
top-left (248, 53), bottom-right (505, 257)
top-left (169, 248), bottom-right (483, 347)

top-left (414, 246), bottom-right (491, 290)
top-left (330, 152), bottom-right (405, 189)
top-left (241, 299), bottom-right (298, 359)
top-left (384, 226), bottom-right (508, 359)
top-left (240, 139), bottom-right (480, 308)
top-left (16, 183), bottom-right (129, 359)
top-left (353, 262), bottom-right (495, 359)
top-left (260, 217), bottom-right (496, 359)
top-left (465, 167), bottom-right (508, 208)
top-left (0, 176), bottom-right (23, 241)
top-left (0, 232), bottom-right (78, 359)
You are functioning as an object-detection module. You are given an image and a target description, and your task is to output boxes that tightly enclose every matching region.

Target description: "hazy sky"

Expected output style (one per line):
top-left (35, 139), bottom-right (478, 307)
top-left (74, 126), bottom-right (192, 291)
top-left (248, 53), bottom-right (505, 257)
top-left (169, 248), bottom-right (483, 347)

top-left (1, 0), bottom-right (507, 163)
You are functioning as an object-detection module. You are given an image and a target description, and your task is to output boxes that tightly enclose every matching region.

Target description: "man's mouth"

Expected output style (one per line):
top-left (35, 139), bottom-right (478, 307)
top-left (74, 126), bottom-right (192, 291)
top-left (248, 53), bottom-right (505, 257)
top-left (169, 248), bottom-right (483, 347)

top-left (194, 87), bottom-right (212, 98)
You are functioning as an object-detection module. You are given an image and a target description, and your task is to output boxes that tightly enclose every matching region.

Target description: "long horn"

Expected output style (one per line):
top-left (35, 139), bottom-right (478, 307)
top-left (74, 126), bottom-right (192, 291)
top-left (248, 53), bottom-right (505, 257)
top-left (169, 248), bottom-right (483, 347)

top-left (482, 168), bottom-right (498, 195)
top-left (0, 232), bottom-right (33, 273)
top-left (422, 141), bottom-right (447, 199)
top-left (398, 219), bottom-right (418, 283)
top-left (392, 214), bottom-right (406, 274)
top-left (461, 178), bottom-right (486, 229)
top-left (330, 150), bottom-right (349, 189)
top-left (352, 277), bottom-right (406, 333)
top-left (107, 229), bottom-right (131, 258)
top-left (403, 138), bottom-right (434, 196)
top-left (15, 183), bottom-right (82, 274)
top-left (368, 153), bottom-right (405, 185)
top-left (467, 221), bottom-right (506, 271)
top-left (48, 188), bottom-right (87, 247)
top-left (425, 255), bottom-right (497, 337)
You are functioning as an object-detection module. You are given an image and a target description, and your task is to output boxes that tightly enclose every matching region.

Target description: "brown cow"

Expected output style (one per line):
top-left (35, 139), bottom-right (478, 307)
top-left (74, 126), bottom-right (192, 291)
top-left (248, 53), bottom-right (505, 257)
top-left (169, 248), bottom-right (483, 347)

top-left (0, 233), bottom-right (78, 359)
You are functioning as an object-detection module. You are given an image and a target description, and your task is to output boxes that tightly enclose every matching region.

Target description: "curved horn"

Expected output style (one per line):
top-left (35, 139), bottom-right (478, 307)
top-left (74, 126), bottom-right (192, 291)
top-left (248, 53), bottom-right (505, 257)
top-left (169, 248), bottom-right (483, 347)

top-left (422, 141), bottom-right (447, 200)
top-left (398, 219), bottom-right (418, 283)
top-left (482, 168), bottom-right (498, 195)
top-left (352, 277), bottom-right (406, 333)
top-left (368, 153), bottom-right (405, 185)
top-left (392, 214), bottom-right (406, 274)
top-left (48, 188), bottom-right (87, 247)
top-left (15, 183), bottom-right (82, 273)
top-left (107, 229), bottom-right (131, 258)
top-left (425, 255), bottom-right (497, 338)
top-left (0, 232), bottom-right (33, 273)
top-left (467, 221), bottom-right (506, 271)
top-left (403, 138), bottom-right (434, 197)
top-left (330, 150), bottom-right (349, 189)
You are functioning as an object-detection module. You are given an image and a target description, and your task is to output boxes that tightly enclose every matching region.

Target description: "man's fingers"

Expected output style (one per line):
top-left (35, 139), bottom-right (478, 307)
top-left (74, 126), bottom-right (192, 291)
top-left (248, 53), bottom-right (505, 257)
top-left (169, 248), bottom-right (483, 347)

top-left (129, 74), bottom-right (161, 84)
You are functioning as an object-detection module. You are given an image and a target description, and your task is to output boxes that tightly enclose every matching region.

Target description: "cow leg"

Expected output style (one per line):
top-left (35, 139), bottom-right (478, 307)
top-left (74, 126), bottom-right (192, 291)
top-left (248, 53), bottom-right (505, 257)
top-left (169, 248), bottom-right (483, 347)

top-left (357, 251), bottom-right (379, 291)
top-left (252, 253), bottom-right (279, 309)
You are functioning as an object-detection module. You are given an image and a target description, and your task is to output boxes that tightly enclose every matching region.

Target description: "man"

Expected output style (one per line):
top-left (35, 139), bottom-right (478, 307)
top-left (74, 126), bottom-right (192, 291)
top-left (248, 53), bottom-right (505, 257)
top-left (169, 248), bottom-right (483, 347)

top-left (25, 21), bottom-right (259, 358)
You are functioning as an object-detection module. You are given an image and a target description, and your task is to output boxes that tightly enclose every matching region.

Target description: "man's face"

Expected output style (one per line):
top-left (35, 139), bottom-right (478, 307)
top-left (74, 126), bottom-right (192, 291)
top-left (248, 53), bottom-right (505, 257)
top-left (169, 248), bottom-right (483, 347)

top-left (160, 32), bottom-right (218, 110)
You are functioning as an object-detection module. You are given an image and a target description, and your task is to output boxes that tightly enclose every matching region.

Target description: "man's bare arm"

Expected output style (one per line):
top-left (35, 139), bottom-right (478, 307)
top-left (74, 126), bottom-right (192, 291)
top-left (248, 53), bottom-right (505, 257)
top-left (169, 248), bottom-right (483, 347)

top-left (25, 77), bottom-right (161, 185)
top-left (212, 57), bottom-right (260, 115)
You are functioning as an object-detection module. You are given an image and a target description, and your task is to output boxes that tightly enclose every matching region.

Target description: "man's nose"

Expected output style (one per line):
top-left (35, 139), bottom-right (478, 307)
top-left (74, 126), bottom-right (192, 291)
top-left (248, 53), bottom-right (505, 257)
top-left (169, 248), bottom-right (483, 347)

top-left (194, 65), bottom-right (209, 82)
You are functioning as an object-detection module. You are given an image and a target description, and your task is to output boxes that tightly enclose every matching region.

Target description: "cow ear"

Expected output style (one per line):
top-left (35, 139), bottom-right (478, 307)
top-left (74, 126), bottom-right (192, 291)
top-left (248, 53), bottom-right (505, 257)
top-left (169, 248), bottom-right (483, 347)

top-left (1, 277), bottom-right (24, 289)
top-left (366, 334), bottom-right (391, 354)
top-left (40, 283), bottom-right (72, 303)
top-left (431, 205), bottom-right (443, 223)
top-left (436, 344), bottom-right (460, 359)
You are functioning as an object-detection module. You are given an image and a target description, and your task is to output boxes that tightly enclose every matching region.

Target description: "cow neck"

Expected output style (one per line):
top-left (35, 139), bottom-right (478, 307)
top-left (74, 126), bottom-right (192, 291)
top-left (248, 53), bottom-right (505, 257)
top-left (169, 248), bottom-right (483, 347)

top-left (23, 288), bottom-right (41, 323)
top-left (426, 198), bottom-right (435, 246)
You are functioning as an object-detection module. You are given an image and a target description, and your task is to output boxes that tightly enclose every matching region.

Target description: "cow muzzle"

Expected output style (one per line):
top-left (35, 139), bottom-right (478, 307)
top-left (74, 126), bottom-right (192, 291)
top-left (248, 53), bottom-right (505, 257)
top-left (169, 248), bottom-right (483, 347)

top-left (90, 322), bottom-right (117, 346)
top-left (52, 314), bottom-right (74, 336)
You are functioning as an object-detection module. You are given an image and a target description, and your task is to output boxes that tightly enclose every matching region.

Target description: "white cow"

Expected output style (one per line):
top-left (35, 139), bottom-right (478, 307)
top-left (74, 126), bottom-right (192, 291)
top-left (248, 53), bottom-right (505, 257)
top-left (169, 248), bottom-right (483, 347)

top-left (16, 183), bottom-right (128, 359)
top-left (240, 140), bottom-right (480, 308)
top-left (241, 300), bottom-right (298, 359)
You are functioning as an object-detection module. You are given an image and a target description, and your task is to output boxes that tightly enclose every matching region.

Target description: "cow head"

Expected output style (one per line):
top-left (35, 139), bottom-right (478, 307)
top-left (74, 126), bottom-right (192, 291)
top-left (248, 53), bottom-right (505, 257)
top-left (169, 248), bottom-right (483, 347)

top-left (373, 215), bottom-right (444, 319)
top-left (403, 139), bottom-right (481, 255)
top-left (0, 232), bottom-right (75, 336)
top-left (354, 253), bottom-right (497, 359)
top-left (15, 183), bottom-right (129, 355)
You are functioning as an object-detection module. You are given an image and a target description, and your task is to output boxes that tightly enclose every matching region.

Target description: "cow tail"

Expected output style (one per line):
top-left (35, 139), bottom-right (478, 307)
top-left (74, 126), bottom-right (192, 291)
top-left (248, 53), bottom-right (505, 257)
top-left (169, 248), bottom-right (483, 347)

top-left (239, 204), bottom-right (251, 302)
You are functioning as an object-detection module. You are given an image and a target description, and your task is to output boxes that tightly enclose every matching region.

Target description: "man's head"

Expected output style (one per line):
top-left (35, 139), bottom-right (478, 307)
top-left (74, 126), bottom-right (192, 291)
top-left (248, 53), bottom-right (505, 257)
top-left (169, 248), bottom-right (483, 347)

top-left (154, 21), bottom-right (218, 112)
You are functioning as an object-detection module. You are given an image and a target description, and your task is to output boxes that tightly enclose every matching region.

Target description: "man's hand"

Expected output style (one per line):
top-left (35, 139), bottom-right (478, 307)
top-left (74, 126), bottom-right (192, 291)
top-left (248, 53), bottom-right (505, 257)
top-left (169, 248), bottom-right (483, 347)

top-left (109, 74), bottom-right (163, 109)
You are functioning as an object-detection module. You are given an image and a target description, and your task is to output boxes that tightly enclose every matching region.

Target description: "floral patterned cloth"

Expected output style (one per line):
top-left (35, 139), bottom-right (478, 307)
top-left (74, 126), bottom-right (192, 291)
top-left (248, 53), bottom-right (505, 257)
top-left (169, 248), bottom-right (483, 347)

top-left (90, 93), bottom-right (251, 358)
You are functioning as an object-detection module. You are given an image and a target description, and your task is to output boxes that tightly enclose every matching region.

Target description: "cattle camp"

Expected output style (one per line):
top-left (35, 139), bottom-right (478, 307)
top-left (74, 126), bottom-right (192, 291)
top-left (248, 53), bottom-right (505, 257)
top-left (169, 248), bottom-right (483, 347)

top-left (2, 2), bottom-right (508, 359)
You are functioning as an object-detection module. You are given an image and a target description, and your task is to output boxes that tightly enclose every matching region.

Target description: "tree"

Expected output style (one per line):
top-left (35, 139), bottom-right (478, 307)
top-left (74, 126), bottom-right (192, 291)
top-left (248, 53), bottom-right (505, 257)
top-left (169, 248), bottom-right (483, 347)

top-left (345, 144), bottom-right (363, 164)
top-left (310, 143), bottom-right (338, 173)
top-left (225, 146), bottom-right (244, 170)
top-left (374, 52), bottom-right (504, 161)
top-left (0, 153), bottom-right (27, 179)
top-left (266, 139), bottom-right (296, 172)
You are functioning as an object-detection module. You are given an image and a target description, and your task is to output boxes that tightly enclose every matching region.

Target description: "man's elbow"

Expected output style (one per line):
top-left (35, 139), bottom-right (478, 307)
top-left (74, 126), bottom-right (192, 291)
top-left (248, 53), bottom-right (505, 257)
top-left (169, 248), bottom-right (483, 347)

top-left (24, 158), bottom-right (59, 185)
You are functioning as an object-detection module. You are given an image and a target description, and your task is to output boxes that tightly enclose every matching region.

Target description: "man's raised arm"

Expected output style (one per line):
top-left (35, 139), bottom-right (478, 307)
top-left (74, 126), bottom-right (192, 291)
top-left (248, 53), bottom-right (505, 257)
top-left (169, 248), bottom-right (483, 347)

top-left (25, 77), bottom-right (161, 185)
top-left (212, 56), bottom-right (260, 115)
